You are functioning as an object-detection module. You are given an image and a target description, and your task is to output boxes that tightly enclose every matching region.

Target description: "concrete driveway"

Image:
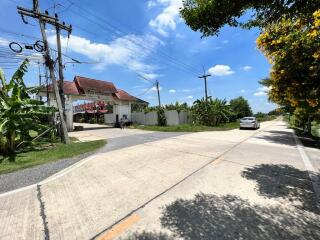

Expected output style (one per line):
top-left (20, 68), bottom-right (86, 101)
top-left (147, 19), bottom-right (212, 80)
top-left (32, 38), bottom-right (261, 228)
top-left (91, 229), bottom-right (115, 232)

top-left (70, 123), bottom-right (187, 153)
top-left (0, 120), bottom-right (319, 240)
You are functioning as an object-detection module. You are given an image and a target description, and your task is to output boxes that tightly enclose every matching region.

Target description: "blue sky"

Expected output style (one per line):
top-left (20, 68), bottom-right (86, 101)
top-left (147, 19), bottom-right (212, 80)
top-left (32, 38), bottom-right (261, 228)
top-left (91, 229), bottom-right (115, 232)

top-left (0, 0), bottom-right (276, 113)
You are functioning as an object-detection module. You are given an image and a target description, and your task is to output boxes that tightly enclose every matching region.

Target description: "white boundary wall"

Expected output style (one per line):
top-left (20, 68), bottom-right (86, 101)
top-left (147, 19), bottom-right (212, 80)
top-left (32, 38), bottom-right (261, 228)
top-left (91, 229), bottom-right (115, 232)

top-left (132, 110), bottom-right (191, 126)
top-left (104, 113), bottom-right (114, 124)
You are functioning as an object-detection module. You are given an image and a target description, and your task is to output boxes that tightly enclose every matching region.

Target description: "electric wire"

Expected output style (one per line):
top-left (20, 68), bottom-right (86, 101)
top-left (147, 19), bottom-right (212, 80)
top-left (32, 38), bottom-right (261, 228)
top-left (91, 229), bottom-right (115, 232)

top-left (59, 0), bottom-right (201, 76)
top-left (67, 0), bottom-right (201, 73)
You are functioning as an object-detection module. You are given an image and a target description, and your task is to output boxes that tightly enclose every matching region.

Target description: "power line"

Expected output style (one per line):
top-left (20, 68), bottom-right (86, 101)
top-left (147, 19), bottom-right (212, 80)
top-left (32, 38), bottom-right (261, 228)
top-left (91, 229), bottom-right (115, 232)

top-left (9, 0), bottom-right (201, 76)
top-left (70, 0), bottom-right (201, 73)
top-left (0, 28), bottom-right (94, 65)
top-left (198, 67), bottom-right (211, 101)
top-left (58, 1), bottom-right (201, 76)
top-left (138, 74), bottom-right (162, 107)
top-left (18, 0), bottom-right (70, 144)
top-left (135, 84), bottom-right (155, 97)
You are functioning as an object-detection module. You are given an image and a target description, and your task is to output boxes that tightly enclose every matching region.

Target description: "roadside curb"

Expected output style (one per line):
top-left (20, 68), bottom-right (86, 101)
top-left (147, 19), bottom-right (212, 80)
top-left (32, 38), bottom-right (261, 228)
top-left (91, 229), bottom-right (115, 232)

top-left (292, 131), bottom-right (320, 210)
top-left (0, 144), bottom-right (105, 198)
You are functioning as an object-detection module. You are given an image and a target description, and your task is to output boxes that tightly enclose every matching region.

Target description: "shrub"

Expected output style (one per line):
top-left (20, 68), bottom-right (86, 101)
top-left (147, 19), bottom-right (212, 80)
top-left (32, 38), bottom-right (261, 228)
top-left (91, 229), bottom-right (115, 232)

top-left (157, 107), bottom-right (167, 126)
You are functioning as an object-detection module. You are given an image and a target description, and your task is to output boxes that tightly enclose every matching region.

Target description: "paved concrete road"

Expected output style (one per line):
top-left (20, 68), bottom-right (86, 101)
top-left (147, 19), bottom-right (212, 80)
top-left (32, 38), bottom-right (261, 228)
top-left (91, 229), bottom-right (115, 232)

top-left (0, 125), bottom-right (184, 193)
top-left (0, 120), bottom-right (319, 240)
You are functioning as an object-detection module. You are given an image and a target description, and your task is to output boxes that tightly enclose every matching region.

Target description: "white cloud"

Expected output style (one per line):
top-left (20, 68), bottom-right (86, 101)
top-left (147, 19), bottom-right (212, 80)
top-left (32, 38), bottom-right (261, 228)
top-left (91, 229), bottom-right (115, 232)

top-left (180, 95), bottom-right (194, 100)
top-left (169, 89), bottom-right (176, 93)
top-left (150, 86), bottom-right (163, 92)
top-left (182, 89), bottom-right (191, 93)
top-left (0, 37), bottom-right (9, 46)
top-left (142, 73), bottom-right (163, 80)
top-left (258, 86), bottom-right (271, 92)
top-left (148, 0), bottom-right (183, 37)
top-left (222, 40), bottom-right (229, 44)
top-left (208, 65), bottom-right (234, 76)
top-left (47, 33), bottom-right (161, 76)
top-left (176, 33), bottom-right (185, 39)
top-left (254, 86), bottom-right (271, 96)
top-left (254, 91), bottom-right (267, 96)
top-left (240, 89), bottom-right (246, 93)
top-left (147, 0), bottom-right (158, 8)
top-left (243, 65), bottom-right (252, 71)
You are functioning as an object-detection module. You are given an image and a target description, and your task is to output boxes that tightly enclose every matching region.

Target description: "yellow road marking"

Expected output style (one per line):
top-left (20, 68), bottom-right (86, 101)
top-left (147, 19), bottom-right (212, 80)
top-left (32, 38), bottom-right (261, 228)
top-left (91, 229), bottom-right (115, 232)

top-left (99, 214), bottom-right (141, 240)
top-left (212, 156), bottom-right (224, 166)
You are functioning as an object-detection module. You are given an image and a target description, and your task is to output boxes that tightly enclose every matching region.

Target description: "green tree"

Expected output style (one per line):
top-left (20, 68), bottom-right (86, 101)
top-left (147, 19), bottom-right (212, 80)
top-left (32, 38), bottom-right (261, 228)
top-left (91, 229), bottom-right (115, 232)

top-left (0, 60), bottom-right (54, 154)
top-left (165, 102), bottom-right (189, 112)
top-left (257, 10), bottom-right (320, 133)
top-left (229, 96), bottom-right (252, 120)
top-left (180, 0), bottom-right (320, 36)
top-left (192, 98), bottom-right (232, 126)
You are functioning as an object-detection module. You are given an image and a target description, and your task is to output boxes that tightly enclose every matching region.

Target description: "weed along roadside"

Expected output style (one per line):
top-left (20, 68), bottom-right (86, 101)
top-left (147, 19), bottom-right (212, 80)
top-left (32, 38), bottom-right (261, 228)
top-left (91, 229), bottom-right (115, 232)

top-left (0, 140), bottom-right (106, 175)
top-left (130, 122), bottom-right (239, 132)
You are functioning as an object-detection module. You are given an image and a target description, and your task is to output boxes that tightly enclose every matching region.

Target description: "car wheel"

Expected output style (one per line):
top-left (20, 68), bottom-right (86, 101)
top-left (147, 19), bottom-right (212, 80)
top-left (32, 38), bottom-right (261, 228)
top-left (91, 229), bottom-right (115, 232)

top-left (239, 127), bottom-right (242, 130)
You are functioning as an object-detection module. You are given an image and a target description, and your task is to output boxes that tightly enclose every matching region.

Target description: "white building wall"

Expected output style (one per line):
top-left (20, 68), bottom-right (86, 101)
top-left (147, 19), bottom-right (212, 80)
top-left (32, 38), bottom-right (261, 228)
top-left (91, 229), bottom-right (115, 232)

top-left (46, 94), bottom-right (74, 131)
top-left (112, 101), bottom-right (132, 122)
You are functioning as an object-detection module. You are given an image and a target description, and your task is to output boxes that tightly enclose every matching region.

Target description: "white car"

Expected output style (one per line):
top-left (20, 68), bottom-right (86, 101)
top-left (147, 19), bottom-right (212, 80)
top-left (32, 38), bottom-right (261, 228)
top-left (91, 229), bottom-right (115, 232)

top-left (240, 117), bottom-right (260, 130)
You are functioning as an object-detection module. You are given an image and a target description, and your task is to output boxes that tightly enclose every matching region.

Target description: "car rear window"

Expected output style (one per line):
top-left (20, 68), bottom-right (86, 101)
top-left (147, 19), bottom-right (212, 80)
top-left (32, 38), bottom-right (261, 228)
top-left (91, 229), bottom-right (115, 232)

top-left (243, 117), bottom-right (255, 120)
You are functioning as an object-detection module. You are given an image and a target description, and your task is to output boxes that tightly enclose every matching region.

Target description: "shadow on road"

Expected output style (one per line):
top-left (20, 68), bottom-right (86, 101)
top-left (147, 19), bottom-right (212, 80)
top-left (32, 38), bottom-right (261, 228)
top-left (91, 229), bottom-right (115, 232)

top-left (122, 164), bottom-right (320, 240)
top-left (254, 127), bottom-right (319, 149)
top-left (254, 130), bottom-right (297, 146)
top-left (121, 231), bottom-right (173, 240)
top-left (123, 193), bottom-right (320, 240)
top-left (242, 164), bottom-right (319, 214)
top-left (293, 127), bottom-right (320, 149)
top-left (73, 126), bottom-right (113, 131)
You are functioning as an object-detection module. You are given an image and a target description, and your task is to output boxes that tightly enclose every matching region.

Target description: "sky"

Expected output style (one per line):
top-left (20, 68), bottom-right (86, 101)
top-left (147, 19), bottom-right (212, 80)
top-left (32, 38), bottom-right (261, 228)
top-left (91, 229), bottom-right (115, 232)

top-left (0, 0), bottom-right (276, 113)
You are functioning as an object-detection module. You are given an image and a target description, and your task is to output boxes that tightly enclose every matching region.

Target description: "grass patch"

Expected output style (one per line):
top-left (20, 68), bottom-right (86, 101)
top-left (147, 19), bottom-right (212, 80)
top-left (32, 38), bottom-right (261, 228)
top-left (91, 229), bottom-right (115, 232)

top-left (130, 122), bottom-right (239, 132)
top-left (311, 122), bottom-right (320, 138)
top-left (0, 140), bottom-right (106, 175)
top-left (257, 115), bottom-right (277, 122)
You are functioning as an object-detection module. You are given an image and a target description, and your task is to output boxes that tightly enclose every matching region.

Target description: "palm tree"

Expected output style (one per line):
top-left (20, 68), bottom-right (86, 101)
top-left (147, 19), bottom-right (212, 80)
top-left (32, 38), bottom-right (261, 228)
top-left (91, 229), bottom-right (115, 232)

top-left (0, 59), bottom-right (54, 154)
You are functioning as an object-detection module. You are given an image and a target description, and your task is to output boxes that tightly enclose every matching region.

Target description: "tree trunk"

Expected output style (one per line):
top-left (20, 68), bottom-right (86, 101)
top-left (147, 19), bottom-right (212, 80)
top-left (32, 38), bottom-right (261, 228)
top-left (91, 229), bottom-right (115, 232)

top-left (306, 115), bottom-right (312, 135)
top-left (7, 131), bottom-right (16, 154)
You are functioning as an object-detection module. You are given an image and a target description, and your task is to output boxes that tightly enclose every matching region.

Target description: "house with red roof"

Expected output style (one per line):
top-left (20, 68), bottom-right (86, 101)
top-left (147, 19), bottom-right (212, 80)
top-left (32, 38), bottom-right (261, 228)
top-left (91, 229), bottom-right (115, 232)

top-left (39, 76), bottom-right (148, 131)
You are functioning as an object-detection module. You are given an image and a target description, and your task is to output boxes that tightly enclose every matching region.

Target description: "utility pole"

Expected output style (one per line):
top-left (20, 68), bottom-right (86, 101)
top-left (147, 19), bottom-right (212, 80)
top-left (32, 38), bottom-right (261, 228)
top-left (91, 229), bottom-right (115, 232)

top-left (45, 67), bottom-right (50, 105)
top-left (38, 61), bottom-right (42, 101)
top-left (55, 15), bottom-right (72, 110)
top-left (17, 0), bottom-right (70, 144)
top-left (198, 68), bottom-right (211, 101)
top-left (138, 74), bottom-right (162, 108)
top-left (155, 80), bottom-right (161, 108)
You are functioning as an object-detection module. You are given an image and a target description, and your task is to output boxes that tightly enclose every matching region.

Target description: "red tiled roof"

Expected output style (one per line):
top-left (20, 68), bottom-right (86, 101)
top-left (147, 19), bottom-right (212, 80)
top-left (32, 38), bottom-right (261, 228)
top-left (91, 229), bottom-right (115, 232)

top-left (74, 76), bottom-right (117, 95)
top-left (39, 76), bottom-right (149, 104)
top-left (42, 81), bottom-right (79, 95)
top-left (113, 89), bottom-right (137, 101)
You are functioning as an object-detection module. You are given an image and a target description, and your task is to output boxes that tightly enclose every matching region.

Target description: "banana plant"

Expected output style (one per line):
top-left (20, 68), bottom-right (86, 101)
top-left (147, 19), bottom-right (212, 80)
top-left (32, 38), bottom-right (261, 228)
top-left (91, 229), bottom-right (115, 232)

top-left (191, 97), bottom-right (232, 126)
top-left (0, 59), bottom-right (54, 154)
